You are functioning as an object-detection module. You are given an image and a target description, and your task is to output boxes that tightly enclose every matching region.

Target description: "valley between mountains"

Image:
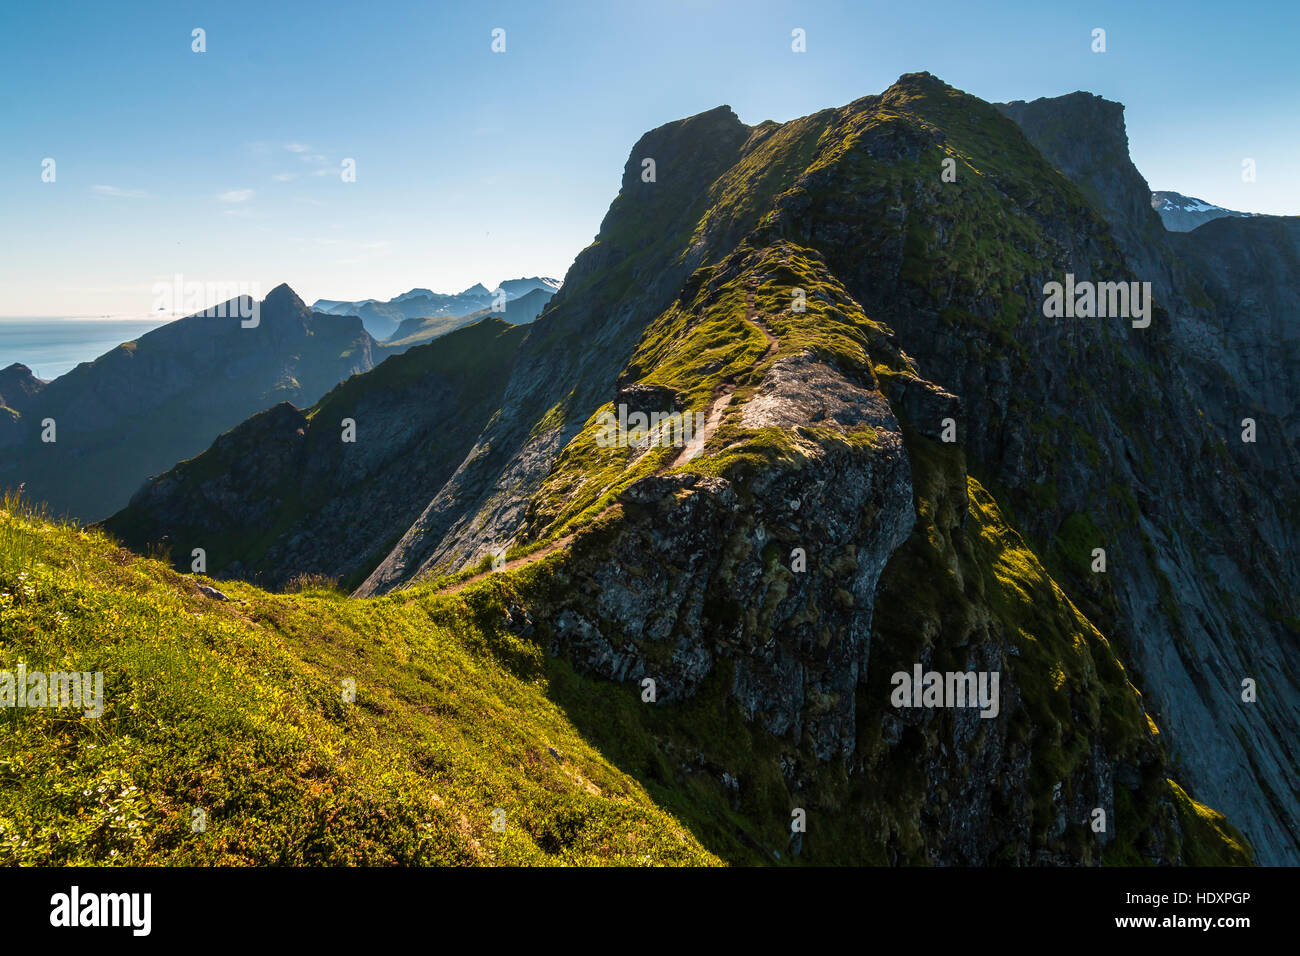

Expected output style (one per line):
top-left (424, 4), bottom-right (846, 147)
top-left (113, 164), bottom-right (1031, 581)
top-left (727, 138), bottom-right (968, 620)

top-left (2, 73), bottom-right (1296, 866)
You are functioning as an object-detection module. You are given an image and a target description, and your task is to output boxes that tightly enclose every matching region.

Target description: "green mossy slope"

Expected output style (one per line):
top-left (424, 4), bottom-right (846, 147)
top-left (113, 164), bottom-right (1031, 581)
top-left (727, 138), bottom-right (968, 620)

top-left (0, 493), bottom-right (716, 866)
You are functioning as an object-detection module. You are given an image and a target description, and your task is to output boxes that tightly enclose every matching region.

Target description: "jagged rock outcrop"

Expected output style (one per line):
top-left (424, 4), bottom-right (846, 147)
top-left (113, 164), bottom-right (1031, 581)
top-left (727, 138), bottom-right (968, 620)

top-left (998, 93), bottom-right (1165, 263)
top-left (536, 308), bottom-right (916, 762)
top-left (613, 382), bottom-right (681, 415)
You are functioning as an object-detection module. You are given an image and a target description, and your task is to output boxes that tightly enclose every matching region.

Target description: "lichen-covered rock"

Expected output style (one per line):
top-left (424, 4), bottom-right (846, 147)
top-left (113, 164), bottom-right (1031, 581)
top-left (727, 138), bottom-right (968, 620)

top-left (541, 377), bottom-right (914, 762)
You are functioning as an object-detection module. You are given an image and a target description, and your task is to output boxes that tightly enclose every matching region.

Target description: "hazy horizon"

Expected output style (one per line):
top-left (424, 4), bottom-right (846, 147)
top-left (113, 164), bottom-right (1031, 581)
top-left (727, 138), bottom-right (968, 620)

top-left (3, 0), bottom-right (1297, 317)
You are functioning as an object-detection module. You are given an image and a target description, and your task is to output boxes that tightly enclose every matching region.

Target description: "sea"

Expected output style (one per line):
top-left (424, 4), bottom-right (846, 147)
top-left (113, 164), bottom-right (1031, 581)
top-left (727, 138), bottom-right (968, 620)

top-left (0, 317), bottom-right (174, 381)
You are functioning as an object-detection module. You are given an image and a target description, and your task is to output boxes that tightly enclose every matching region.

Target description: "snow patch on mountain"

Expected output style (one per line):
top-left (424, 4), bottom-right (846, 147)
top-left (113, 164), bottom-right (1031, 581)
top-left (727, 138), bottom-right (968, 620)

top-left (1151, 190), bottom-right (1257, 232)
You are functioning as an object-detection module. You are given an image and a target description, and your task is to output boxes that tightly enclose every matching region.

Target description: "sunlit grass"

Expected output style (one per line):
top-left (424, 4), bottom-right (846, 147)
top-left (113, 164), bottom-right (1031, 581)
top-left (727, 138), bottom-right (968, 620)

top-left (0, 491), bottom-right (718, 866)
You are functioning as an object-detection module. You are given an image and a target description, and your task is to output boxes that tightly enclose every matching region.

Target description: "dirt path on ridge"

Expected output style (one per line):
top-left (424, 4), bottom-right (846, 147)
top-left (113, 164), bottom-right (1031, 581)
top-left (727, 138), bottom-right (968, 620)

top-left (430, 279), bottom-right (783, 598)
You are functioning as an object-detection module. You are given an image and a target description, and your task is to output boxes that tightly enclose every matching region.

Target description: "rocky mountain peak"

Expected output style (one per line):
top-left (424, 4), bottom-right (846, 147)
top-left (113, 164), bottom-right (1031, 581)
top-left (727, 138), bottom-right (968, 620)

top-left (619, 104), bottom-right (748, 194)
top-left (263, 282), bottom-right (307, 314)
top-left (1151, 190), bottom-right (1258, 232)
top-left (882, 70), bottom-right (956, 102)
top-left (996, 90), bottom-right (1177, 301)
top-left (996, 92), bottom-right (1149, 234)
top-left (393, 287), bottom-right (435, 301)
top-left (0, 362), bottom-right (48, 412)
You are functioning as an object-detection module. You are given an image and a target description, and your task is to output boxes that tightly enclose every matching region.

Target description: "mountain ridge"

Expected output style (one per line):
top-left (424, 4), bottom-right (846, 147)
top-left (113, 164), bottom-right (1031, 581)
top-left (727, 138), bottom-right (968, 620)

top-left (101, 73), bottom-right (1297, 863)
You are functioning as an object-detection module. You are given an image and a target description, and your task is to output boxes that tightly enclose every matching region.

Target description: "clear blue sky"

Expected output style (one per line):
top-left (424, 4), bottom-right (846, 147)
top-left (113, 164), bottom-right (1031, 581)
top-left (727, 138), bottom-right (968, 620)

top-left (2, 0), bottom-right (1297, 316)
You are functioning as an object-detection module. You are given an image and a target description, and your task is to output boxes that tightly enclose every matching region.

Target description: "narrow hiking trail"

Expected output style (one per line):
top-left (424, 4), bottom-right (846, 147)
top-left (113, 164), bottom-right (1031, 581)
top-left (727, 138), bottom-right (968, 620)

top-left (427, 278), bottom-right (784, 599)
top-left (745, 283), bottom-right (780, 357)
top-left (428, 532), bottom-right (577, 597)
top-left (669, 280), bottom-right (779, 469)
top-left (670, 386), bottom-right (734, 468)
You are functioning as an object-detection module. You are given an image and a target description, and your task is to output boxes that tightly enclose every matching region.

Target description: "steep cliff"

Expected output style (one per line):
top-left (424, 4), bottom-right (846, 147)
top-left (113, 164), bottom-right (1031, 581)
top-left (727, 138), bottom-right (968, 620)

top-left (1000, 92), bottom-right (1300, 864)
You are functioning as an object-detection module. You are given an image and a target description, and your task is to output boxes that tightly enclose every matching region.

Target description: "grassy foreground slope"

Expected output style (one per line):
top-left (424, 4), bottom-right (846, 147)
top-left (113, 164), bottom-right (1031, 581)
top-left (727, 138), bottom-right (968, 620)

top-left (0, 492), bottom-right (715, 865)
top-left (0, 475), bottom-right (1251, 867)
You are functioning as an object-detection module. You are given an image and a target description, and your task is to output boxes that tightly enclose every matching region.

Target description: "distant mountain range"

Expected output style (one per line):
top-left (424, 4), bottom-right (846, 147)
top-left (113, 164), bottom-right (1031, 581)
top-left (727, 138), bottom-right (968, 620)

top-left (1151, 190), bottom-right (1258, 232)
top-left (385, 286), bottom-right (554, 347)
top-left (1, 278), bottom-right (557, 521)
top-left (102, 317), bottom-right (531, 591)
top-left (313, 277), bottom-right (560, 339)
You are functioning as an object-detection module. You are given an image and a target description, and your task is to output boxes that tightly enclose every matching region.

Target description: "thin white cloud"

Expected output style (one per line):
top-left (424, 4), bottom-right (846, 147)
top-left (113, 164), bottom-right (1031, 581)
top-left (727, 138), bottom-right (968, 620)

top-left (272, 172), bottom-right (298, 182)
top-left (92, 184), bottom-right (151, 199)
top-left (217, 189), bottom-right (255, 203)
top-left (310, 238), bottom-right (391, 250)
top-left (297, 236), bottom-right (394, 266)
top-left (284, 143), bottom-right (310, 153)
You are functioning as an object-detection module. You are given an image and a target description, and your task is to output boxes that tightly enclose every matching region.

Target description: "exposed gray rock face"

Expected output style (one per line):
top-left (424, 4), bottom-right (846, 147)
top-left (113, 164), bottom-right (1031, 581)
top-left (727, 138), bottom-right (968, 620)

top-left (885, 375), bottom-right (960, 442)
top-left (535, 349), bottom-right (915, 762)
top-left (989, 92), bottom-right (1300, 865)
top-left (614, 382), bottom-right (681, 416)
top-left (1170, 215), bottom-right (1300, 443)
top-left (996, 93), bottom-right (1191, 314)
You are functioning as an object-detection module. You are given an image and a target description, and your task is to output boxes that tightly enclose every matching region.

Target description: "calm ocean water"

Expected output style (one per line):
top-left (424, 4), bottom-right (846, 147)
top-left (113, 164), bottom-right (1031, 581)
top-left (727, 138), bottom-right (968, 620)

top-left (0, 317), bottom-right (173, 381)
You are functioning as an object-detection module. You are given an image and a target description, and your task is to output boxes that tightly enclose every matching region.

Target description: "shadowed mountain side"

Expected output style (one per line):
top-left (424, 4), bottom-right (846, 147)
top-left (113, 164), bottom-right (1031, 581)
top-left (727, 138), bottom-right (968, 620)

top-left (1168, 214), bottom-right (1300, 442)
top-left (0, 285), bottom-right (378, 521)
top-left (999, 93), bottom-right (1300, 864)
top-left (0, 363), bottom-right (47, 414)
top-left (103, 318), bottom-right (529, 590)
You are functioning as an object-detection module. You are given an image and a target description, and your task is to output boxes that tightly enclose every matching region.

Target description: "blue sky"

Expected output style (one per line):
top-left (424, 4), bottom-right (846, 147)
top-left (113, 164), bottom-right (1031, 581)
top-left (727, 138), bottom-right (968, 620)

top-left (2, 0), bottom-right (1297, 316)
